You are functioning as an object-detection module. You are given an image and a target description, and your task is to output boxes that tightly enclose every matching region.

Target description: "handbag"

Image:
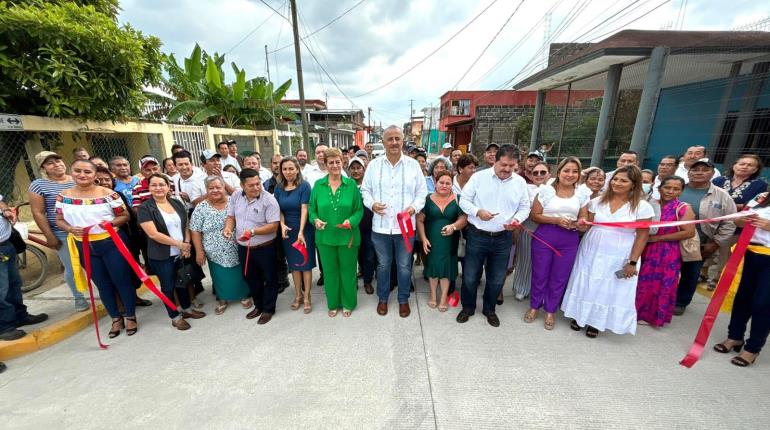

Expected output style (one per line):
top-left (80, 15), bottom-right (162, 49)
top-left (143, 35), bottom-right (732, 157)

top-left (457, 236), bottom-right (466, 258)
top-left (9, 228), bottom-right (26, 254)
top-left (174, 257), bottom-right (198, 289)
top-left (676, 203), bottom-right (702, 262)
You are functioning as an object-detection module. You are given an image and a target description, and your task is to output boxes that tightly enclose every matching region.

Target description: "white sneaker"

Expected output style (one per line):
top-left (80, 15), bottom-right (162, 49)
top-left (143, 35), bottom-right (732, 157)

top-left (75, 300), bottom-right (90, 312)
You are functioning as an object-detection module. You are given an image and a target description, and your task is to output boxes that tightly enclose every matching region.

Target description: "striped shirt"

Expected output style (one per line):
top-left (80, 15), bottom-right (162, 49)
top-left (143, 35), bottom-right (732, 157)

top-left (29, 178), bottom-right (75, 234)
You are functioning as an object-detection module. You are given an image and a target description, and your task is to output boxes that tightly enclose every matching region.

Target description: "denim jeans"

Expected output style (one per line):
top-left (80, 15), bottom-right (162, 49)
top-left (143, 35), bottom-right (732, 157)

top-left (372, 232), bottom-right (414, 304)
top-left (149, 257), bottom-right (190, 319)
top-left (357, 228), bottom-right (376, 284)
top-left (0, 242), bottom-right (28, 333)
top-left (676, 259), bottom-right (706, 308)
top-left (55, 230), bottom-right (86, 304)
top-left (75, 232), bottom-right (135, 319)
top-left (727, 250), bottom-right (770, 354)
top-left (461, 227), bottom-right (513, 314)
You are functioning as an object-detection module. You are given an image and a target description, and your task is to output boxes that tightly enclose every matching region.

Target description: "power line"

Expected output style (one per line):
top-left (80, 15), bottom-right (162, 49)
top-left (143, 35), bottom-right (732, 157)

top-left (269, 0), bottom-right (369, 54)
top-left (224, 0), bottom-right (287, 55)
top-left (352, 0), bottom-right (502, 97)
top-left (452, 0), bottom-right (525, 89)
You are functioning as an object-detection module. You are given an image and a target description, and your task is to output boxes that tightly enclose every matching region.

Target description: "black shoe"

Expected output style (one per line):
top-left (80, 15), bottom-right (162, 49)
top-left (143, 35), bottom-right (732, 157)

top-left (410, 283), bottom-right (415, 292)
top-left (135, 298), bottom-right (153, 307)
top-left (16, 313), bottom-right (49, 328)
top-left (0, 329), bottom-right (27, 341)
top-left (0, 362), bottom-right (6, 374)
top-left (673, 306), bottom-right (686, 316)
top-left (483, 311), bottom-right (500, 327)
top-left (456, 310), bottom-right (472, 324)
top-left (277, 283), bottom-right (289, 294)
top-left (317, 276), bottom-right (324, 286)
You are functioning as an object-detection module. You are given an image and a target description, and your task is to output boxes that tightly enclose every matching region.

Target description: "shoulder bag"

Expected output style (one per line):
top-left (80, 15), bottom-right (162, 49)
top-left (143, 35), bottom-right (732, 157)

top-left (676, 203), bottom-right (702, 262)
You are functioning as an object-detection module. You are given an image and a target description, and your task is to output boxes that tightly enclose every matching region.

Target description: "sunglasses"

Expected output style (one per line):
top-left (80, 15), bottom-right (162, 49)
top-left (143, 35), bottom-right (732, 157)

top-left (532, 170), bottom-right (548, 176)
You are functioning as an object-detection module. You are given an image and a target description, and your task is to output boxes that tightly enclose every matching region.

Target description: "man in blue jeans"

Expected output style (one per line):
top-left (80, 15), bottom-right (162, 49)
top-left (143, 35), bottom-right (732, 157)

top-left (1, 195), bottom-right (48, 341)
top-left (361, 126), bottom-right (428, 318)
top-left (458, 144), bottom-right (531, 327)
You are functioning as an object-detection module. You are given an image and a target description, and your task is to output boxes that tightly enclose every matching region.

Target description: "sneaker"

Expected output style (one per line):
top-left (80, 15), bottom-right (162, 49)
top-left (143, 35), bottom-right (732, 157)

top-left (0, 362), bottom-right (6, 374)
top-left (0, 329), bottom-right (27, 341)
top-left (75, 299), bottom-right (90, 312)
top-left (16, 313), bottom-right (49, 328)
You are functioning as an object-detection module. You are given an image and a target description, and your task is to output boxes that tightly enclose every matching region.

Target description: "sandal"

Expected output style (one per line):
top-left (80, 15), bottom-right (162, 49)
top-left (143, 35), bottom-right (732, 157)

top-left (570, 319), bottom-right (582, 331)
top-left (731, 352), bottom-right (758, 367)
top-left (328, 309), bottom-right (338, 318)
top-left (438, 303), bottom-right (448, 312)
top-left (523, 309), bottom-right (538, 323)
top-left (125, 317), bottom-right (138, 336)
top-left (343, 309), bottom-right (352, 318)
top-left (304, 299), bottom-right (312, 314)
top-left (713, 339), bottom-right (744, 353)
top-left (290, 296), bottom-right (302, 310)
top-left (240, 298), bottom-right (253, 309)
top-left (109, 317), bottom-right (124, 339)
top-left (428, 299), bottom-right (437, 309)
top-left (215, 302), bottom-right (228, 315)
top-left (585, 325), bottom-right (599, 338)
top-left (544, 313), bottom-right (555, 331)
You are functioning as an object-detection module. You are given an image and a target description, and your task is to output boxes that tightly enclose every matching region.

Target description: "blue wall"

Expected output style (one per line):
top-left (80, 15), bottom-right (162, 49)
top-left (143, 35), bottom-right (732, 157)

top-left (646, 74), bottom-right (770, 178)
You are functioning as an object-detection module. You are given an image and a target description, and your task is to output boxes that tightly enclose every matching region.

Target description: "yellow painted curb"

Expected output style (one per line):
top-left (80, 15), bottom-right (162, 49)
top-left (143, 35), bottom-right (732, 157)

top-left (0, 281), bottom-right (156, 361)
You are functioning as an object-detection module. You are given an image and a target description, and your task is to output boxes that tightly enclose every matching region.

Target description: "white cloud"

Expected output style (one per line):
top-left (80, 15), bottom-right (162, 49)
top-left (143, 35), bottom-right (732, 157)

top-left (119, 0), bottom-right (763, 126)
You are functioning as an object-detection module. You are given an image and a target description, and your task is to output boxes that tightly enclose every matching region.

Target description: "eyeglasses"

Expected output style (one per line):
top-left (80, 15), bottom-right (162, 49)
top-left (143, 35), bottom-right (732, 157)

top-left (532, 171), bottom-right (548, 176)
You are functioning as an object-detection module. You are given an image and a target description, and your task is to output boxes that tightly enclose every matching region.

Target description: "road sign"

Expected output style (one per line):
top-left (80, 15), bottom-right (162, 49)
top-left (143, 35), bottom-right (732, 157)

top-left (0, 114), bottom-right (23, 131)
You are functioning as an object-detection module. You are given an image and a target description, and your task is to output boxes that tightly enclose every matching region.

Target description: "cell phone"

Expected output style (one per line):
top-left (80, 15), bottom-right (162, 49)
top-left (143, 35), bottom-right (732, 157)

top-left (614, 269), bottom-right (626, 279)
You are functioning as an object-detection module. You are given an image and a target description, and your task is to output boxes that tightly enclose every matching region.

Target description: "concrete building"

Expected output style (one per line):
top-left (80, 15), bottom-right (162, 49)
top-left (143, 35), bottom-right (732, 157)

top-left (283, 99), bottom-right (367, 150)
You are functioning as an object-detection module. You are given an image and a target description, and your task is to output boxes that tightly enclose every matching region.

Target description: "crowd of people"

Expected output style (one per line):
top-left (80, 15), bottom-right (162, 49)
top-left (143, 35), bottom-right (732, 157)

top-left (1, 128), bottom-right (769, 369)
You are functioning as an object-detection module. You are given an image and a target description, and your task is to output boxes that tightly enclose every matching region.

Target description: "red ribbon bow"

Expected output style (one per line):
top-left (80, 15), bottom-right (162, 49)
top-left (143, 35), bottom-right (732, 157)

top-left (397, 211), bottom-right (415, 253)
top-left (291, 241), bottom-right (309, 266)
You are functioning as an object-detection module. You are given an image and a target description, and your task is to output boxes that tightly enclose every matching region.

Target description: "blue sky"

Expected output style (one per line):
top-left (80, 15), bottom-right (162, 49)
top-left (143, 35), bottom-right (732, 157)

top-left (119, 0), bottom-right (768, 126)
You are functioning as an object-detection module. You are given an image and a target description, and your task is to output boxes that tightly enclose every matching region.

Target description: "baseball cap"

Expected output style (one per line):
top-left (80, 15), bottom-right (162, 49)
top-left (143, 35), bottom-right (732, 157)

top-left (690, 158), bottom-right (715, 169)
top-left (199, 149), bottom-right (221, 163)
top-left (139, 156), bottom-right (160, 169)
top-left (442, 143), bottom-right (453, 149)
top-left (527, 151), bottom-right (544, 160)
top-left (34, 151), bottom-right (62, 167)
top-left (348, 156), bottom-right (366, 168)
top-left (355, 149), bottom-right (368, 159)
top-left (485, 142), bottom-right (500, 151)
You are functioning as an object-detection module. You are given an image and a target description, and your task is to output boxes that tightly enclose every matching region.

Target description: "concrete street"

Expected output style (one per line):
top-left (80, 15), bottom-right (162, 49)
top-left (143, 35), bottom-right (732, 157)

top-left (1, 267), bottom-right (768, 429)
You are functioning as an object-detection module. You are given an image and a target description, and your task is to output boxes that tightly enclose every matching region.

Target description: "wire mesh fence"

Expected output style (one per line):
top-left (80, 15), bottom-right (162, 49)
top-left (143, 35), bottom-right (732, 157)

top-left (0, 131), bottom-right (32, 204)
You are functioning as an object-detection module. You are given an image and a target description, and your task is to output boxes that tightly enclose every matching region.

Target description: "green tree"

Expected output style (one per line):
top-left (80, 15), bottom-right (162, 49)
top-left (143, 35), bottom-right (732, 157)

top-left (0, 0), bottom-right (162, 120)
top-left (157, 44), bottom-right (295, 128)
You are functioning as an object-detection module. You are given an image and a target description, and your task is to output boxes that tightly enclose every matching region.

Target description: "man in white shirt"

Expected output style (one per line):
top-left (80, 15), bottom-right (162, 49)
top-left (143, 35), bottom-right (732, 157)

top-left (675, 145), bottom-right (721, 183)
top-left (458, 144), bottom-right (531, 327)
top-left (172, 151), bottom-right (207, 210)
top-left (651, 154), bottom-right (678, 200)
top-left (296, 149), bottom-right (309, 171)
top-left (244, 152), bottom-right (272, 183)
top-left (304, 144), bottom-right (347, 188)
top-left (200, 149), bottom-right (240, 193)
top-left (361, 126), bottom-right (428, 318)
top-left (603, 150), bottom-right (640, 189)
top-left (218, 141), bottom-right (241, 173)
top-left (441, 142), bottom-right (453, 158)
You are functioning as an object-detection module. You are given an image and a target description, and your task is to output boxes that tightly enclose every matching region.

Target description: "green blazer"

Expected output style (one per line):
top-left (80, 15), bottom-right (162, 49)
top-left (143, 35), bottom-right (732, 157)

top-left (309, 175), bottom-right (363, 247)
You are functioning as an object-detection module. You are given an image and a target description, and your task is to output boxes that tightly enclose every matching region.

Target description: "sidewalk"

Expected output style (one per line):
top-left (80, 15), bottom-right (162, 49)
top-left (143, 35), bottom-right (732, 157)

top-left (1, 266), bottom-right (768, 429)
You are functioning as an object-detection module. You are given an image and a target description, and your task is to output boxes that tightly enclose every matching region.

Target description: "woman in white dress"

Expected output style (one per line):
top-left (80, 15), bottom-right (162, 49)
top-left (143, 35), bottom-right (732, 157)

top-left (561, 165), bottom-right (653, 337)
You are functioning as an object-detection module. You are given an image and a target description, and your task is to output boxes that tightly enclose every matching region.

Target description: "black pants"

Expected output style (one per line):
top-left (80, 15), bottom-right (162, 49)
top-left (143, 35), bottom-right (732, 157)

top-left (275, 231), bottom-right (290, 289)
top-left (238, 243), bottom-right (278, 314)
top-left (357, 228), bottom-right (376, 284)
top-left (727, 249), bottom-right (770, 354)
top-left (149, 257), bottom-right (190, 319)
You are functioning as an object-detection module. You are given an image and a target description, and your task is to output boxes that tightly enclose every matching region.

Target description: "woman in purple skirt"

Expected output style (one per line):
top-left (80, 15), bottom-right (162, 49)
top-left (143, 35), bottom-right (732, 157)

top-left (525, 157), bottom-right (590, 330)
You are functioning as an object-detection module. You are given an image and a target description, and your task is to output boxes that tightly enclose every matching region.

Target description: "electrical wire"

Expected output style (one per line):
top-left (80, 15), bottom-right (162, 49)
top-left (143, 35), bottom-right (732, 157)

top-left (224, 0), bottom-right (288, 55)
top-left (269, 0), bottom-right (369, 54)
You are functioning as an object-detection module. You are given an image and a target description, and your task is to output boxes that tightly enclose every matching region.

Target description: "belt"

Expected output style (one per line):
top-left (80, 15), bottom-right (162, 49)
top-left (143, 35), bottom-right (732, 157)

top-left (468, 224), bottom-right (507, 237)
top-left (0, 239), bottom-right (9, 247)
top-left (243, 239), bottom-right (274, 249)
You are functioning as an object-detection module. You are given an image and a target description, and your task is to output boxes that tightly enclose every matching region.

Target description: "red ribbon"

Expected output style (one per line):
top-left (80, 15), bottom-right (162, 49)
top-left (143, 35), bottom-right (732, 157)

top-left (82, 222), bottom-right (178, 349)
top-left (448, 291), bottom-right (460, 308)
top-left (582, 211), bottom-right (751, 230)
top-left (397, 211), bottom-right (415, 253)
top-left (506, 221), bottom-right (562, 257)
top-left (291, 241), bottom-right (309, 266)
top-left (335, 220), bottom-right (352, 230)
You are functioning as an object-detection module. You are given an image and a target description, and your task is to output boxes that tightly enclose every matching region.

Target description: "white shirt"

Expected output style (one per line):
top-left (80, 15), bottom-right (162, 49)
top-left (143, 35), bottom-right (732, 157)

top-left (221, 155), bottom-right (241, 172)
top-left (175, 170), bottom-right (207, 209)
top-left (675, 162), bottom-right (721, 184)
top-left (748, 198), bottom-right (770, 247)
top-left (303, 163), bottom-right (347, 188)
top-left (258, 166), bottom-right (272, 184)
top-left (221, 171), bottom-right (241, 191)
top-left (537, 185), bottom-right (591, 221)
top-left (361, 154), bottom-right (428, 235)
top-left (459, 168), bottom-right (531, 233)
top-left (160, 209), bottom-right (184, 256)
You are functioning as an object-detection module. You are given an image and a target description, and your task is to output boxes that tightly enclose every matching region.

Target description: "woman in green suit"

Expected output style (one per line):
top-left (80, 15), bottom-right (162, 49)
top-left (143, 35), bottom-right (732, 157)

top-left (309, 148), bottom-right (364, 317)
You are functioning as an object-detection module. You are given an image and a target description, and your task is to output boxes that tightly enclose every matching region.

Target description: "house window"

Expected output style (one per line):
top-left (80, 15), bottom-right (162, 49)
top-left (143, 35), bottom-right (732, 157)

top-left (450, 100), bottom-right (470, 116)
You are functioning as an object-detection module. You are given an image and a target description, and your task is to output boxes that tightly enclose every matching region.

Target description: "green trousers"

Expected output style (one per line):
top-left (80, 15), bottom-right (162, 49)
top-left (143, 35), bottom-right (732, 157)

top-left (317, 244), bottom-right (359, 311)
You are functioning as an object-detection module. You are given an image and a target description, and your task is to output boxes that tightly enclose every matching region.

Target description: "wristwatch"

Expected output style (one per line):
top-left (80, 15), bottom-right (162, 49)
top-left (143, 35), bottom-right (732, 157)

top-left (627, 260), bottom-right (637, 266)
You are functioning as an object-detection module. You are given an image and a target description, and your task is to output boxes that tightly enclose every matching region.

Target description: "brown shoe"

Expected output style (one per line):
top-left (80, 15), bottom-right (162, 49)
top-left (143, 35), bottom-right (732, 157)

top-left (257, 313), bottom-right (273, 325)
top-left (399, 303), bottom-right (411, 318)
top-left (377, 302), bottom-right (388, 316)
top-left (364, 283), bottom-right (374, 295)
top-left (171, 318), bottom-right (191, 331)
top-left (246, 307), bottom-right (262, 319)
top-left (182, 309), bottom-right (206, 319)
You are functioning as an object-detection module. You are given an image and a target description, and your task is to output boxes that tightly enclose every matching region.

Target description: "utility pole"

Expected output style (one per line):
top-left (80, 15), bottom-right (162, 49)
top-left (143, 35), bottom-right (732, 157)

top-left (367, 107), bottom-right (371, 143)
top-left (290, 0), bottom-right (309, 152)
top-left (265, 44), bottom-right (279, 155)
